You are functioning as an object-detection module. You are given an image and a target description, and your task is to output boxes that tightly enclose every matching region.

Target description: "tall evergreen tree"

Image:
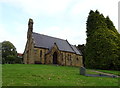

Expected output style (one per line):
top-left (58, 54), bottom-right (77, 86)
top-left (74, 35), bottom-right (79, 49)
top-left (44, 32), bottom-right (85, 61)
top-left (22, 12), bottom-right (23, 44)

top-left (105, 16), bottom-right (117, 33)
top-left (85, 10), bottom-right (120, 70)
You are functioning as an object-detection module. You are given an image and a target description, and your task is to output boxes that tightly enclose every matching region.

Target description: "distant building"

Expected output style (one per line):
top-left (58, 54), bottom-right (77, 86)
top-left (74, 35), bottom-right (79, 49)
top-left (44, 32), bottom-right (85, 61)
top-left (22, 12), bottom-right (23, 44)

top-left (23, 19), bottom-right (83, 66)
top-left (17, 53), bottom-right (23, 58)
top-left (17, 53), bottom-right (23, 63)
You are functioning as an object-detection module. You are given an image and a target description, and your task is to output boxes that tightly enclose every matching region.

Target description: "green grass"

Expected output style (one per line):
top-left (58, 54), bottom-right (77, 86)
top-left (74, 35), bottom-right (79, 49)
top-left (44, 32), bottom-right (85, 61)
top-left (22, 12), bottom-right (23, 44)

top-left (2, 64), bottom-right (119, 86)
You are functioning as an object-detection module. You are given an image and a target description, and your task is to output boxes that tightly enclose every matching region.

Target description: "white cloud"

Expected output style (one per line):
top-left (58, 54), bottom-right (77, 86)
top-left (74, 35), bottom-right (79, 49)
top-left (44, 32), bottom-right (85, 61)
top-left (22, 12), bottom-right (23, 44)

top-left (0, 0), bottom-right (119, 53)
top-left (71, 0), bottom-right (92, 16)
top-left (0, 0), bottom-right (73, 16)
top-left (38, 26), bottom-right (86, 45)
top-left (0, 22), bottom-right (27, 53)
top-left (70, 0), bottom-right (119, 29)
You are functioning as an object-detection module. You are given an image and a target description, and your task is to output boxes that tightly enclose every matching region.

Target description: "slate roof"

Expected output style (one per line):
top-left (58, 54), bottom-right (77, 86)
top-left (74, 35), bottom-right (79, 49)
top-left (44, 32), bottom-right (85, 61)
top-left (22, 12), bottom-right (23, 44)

top-left (32, 32), bottom-right (82, 55)
top-left (71, 45), bottom-right (81, 55)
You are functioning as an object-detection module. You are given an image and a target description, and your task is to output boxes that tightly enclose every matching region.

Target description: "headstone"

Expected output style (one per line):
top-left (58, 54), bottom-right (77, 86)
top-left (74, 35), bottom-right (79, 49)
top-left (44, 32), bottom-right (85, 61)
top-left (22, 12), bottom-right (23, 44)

top-left (80, 67), bottom-right (86, 75)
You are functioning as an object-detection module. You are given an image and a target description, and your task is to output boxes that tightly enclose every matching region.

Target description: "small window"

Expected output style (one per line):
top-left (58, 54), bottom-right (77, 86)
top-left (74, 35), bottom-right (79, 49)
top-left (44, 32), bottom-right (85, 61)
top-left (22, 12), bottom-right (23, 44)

top-left (67, 54), bottom-right (69, 61)
top-left (27, 50), bottom-right (29, 53)
top-left (34, 49), bottom-right (37, 54)
top-left (40, 50), bottom-right (42, 57)
top-left (70, 55), bottom-right (71, 59)
top-left (61, 53), bottom-right (63, 57)
top-left (76, 58), bottom-right (79, 61)
top-left (61, 53), bottom-right (63, 61)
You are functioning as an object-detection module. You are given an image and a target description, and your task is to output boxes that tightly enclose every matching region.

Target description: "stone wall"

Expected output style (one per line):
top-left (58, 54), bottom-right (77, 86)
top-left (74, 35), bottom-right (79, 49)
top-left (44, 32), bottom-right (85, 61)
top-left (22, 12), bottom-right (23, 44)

top-left (34, 48), bottom-right (48, 64)
top-left (23, 37), bottom-right (34, 64)
top-left (60, 51), bottom-right (83, 66)
top-left (32, 43), bottom-right (83, 67)
top-left (45, 44), bottom-right (61, 64)
top-left (24, 42), bottom-right (83, 67)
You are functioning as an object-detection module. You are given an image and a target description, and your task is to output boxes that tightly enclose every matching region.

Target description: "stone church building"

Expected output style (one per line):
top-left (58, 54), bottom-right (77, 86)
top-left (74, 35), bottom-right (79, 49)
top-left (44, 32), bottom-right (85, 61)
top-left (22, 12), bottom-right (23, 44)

top-left (23, 19), bottom-right (83, 66)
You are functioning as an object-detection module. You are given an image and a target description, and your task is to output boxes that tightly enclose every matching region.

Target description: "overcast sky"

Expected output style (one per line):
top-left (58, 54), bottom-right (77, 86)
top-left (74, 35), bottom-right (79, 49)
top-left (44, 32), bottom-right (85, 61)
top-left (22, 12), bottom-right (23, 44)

top-left (0, 0), bottom-right (119, 53)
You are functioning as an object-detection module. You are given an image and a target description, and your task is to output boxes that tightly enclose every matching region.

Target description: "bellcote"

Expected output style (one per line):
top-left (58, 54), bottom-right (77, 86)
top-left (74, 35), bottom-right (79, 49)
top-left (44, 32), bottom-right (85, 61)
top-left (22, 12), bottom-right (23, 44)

top-left (27, 18), bottom-right (34, 39)
top-left (28, 18), bottom-right (33, 29)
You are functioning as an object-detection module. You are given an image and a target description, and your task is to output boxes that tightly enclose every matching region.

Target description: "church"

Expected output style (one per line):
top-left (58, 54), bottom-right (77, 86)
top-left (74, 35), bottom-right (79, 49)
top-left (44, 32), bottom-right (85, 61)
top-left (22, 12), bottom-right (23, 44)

top-left (23, 19), bottom-right (83, 67)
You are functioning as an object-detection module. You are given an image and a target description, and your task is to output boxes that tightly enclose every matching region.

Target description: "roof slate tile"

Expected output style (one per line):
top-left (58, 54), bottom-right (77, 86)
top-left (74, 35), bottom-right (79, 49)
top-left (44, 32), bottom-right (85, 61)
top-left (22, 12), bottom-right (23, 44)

top-left (32, 32), bottom-right (82, 55)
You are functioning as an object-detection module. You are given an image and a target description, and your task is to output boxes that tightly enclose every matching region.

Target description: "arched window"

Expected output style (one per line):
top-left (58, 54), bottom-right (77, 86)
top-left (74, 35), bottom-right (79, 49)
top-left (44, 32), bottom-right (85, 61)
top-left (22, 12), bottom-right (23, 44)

top-left (70, 55), bottom-right (71, 60)
top-left (76, 58), bottom-right (79, 61)
top-left (53, 52), bottom-right (57, 64)
top-left (40, 50), bottom-right (42, 57)
top-left (61, 53), bottom-right (63, 61)
top-left (67, 54), bottom-right (69, 61)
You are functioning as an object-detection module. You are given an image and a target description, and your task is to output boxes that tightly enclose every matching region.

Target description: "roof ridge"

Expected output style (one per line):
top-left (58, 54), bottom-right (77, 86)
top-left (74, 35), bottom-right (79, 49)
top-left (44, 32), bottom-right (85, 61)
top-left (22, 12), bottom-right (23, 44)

top-left (32, 32), bottom-right (80, 54)
top-left (70, 45), bottom-right (76, 52)
top-left (33, 32), bottom-right (66, 41)
top-left (75, 46), bottom-right (82, 55)
top-left (65, 40), bottom-right (75, 53)
top-left (71, 45), bottom-right (82, 55)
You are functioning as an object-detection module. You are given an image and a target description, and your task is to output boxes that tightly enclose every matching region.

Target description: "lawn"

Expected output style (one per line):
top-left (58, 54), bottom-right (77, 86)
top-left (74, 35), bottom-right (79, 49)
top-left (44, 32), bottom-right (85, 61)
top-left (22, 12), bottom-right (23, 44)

top-left (2, 64), bottom-right (119, 86)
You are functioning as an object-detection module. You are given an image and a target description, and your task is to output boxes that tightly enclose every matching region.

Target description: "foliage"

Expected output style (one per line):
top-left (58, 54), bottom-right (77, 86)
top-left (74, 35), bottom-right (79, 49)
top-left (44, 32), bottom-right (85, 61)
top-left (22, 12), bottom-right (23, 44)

top-left (6, 55), bottom-right (15, 64)
top-left (77, 44), bottom-right (85, 66)
top-left (2, 41), bottom-right (18, 64)
top-left (16, 56), bottom-right (23, 64)
top-left (85, 10), bottom-right (120, 70)
top-left (2, 64), bottom-right (119, 86)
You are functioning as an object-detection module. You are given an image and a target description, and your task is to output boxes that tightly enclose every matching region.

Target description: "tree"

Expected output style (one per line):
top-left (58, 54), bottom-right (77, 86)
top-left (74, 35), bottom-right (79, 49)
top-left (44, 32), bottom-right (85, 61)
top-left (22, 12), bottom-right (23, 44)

top-left (86, 10), bottom-right (107, 37)
top-left (85, 10), bottom-right (120, 70)
top-left (77, 44), bottom-right (85, 66)
top-left (105, 16), bottom-right (118, 34)
top-left (2, 41), bottom-right (17, 64)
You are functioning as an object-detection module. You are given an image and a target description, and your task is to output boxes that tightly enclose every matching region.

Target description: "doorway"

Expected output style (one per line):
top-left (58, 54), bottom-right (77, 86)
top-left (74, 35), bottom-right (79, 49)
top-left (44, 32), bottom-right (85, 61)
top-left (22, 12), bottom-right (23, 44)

top-left (53, 52), bottom-right (57, 64)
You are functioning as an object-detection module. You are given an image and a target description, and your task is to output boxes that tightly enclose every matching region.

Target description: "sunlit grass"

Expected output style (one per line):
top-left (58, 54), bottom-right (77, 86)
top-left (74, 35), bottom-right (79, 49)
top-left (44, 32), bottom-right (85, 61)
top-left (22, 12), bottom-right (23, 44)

top-left (2, 64), bottom-right (119, 86)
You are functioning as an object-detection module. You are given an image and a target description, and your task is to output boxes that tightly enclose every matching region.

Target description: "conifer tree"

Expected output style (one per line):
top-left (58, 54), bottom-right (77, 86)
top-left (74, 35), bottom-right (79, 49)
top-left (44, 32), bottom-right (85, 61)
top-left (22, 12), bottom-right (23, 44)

top-left (85, 10), bottom-right (120, 70)
top-left (105, 16), bottom-right (119, 34)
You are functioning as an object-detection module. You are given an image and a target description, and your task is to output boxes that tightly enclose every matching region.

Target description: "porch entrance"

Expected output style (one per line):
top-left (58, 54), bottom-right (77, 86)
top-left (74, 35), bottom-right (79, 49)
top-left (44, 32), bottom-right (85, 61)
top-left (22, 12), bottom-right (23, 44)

top-left (53, 52), bottom-right (57, 64)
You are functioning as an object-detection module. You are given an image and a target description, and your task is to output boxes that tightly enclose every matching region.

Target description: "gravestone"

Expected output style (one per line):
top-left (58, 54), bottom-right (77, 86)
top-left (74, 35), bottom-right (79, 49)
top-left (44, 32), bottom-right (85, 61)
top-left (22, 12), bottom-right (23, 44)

top-left (80, 67), bottom-right (86, 75)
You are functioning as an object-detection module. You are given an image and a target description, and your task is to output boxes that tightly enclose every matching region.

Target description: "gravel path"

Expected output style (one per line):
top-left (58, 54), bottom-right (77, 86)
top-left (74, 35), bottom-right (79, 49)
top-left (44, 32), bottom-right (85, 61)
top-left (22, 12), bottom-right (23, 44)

top-left (89, 70), bottom-right (120, 78)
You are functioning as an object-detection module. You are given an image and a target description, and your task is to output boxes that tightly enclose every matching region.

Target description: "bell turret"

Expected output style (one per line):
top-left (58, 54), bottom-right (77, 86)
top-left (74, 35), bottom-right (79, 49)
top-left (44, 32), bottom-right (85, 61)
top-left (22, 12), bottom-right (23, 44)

top-left (27, 18), bottom-right (33, 39)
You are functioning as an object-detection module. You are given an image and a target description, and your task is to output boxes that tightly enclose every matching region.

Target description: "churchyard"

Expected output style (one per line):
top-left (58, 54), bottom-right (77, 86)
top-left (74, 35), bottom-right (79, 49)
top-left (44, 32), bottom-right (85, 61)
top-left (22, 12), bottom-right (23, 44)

top-left (2, 64), bottom-right (119, 86)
